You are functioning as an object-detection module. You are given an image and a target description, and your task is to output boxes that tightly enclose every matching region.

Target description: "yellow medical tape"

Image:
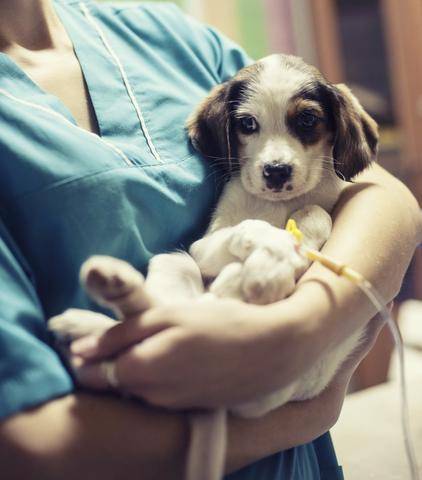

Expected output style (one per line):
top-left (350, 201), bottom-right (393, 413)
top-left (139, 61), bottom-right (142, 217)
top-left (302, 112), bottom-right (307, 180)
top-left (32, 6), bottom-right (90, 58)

top-left (285, 219), bottom-right (365, 285)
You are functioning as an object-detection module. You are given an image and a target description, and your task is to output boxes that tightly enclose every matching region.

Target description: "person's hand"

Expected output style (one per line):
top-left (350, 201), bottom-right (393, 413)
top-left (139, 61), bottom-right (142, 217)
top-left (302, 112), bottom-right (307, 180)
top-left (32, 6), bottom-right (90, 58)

top-left (69, 298), bottom-right (290, 408)
top-left (69, 295), bottom-right (391, 410)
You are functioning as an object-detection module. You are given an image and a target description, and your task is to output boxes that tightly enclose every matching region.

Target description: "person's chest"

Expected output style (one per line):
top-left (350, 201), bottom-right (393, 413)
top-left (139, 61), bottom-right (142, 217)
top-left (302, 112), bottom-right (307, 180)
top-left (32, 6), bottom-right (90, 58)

top-left (14, 49), bottom-right (99, 135)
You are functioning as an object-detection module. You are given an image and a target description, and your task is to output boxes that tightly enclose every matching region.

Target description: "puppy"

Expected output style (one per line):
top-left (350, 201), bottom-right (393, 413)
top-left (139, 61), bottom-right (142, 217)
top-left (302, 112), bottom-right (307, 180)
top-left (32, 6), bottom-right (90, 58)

top-left (50, 54), bottom-right (378, 480)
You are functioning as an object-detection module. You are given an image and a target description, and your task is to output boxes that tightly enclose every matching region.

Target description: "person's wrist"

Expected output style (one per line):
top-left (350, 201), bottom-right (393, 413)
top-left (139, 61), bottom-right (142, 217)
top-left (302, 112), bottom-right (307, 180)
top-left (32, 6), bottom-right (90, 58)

top-left (282, 271), bottom-right (374, 347)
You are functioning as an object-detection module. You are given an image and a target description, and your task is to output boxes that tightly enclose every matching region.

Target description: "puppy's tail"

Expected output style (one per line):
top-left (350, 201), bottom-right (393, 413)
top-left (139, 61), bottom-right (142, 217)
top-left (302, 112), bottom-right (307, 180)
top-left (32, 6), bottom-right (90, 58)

top-left (186, 408), bottom-right (227, 480)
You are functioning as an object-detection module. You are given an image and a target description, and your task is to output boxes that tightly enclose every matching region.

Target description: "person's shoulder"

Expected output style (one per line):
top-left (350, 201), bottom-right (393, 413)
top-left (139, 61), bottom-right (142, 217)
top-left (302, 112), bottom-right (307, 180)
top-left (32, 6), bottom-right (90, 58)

top-left (106, 2), bottom-right (221, 62)
top-left (95, 1), bottom-right (207, 41)
top-left (105, 1), bottom-right (185, 21)
top-left (64, 1), bottom-right (251, 82)
top-left (68, 1), bottom-right (196, 33)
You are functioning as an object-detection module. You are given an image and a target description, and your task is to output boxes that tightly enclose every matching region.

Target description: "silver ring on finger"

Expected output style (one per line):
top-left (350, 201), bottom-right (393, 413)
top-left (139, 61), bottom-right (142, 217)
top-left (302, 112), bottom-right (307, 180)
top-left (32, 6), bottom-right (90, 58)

top-left (101, 360), bottom-right (120, 390)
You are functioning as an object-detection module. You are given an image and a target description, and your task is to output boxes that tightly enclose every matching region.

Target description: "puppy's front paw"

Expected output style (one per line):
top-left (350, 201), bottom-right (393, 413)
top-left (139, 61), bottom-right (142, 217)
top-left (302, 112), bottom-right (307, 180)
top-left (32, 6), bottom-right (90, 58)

top-left (240, 249), bottom-right (297, 304)
top-left (229, 219), bottom-right (290, 260)
top-left (229, 219), bottom-right (272, 260)
top-left (227, 221), bottom-right (306, 304)
top-left (209, 262), bottom-right (243, 300)
top-left (48, 308), bottom-right (117, 342)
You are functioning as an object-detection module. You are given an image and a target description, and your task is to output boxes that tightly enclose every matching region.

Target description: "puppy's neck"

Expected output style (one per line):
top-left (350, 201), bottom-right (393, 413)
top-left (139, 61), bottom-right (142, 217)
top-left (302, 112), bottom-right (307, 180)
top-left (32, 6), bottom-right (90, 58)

top-left (209, 171), bottom-right (344, 232)
top-left (234, 168), bottom-right (343, 213)
top-left (289, 169), bottom-right (345, 212)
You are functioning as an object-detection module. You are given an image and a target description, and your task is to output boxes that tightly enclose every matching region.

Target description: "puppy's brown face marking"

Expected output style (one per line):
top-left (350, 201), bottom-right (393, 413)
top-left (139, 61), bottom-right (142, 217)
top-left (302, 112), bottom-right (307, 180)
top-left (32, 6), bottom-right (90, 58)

top-left (286, 96), bottom-right (328, 147)
top-left (188, 54), bottom-right (378, 201)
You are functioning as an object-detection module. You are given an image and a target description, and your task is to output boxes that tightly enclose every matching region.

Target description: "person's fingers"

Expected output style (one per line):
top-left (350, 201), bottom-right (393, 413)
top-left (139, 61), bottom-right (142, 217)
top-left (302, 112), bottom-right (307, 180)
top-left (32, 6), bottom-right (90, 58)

top-left (70, 308), bottom-right (174, 359)
top-left (71, 343), bottom-right (159, 395)
top-left (70, 356), bottom-right (111, 391)
top-left (80, 255), bottom-right (155, 318)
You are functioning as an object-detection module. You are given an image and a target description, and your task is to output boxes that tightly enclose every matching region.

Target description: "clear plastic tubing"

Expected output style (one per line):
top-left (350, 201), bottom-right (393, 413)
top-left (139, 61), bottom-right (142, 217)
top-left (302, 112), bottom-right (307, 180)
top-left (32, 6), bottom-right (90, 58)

top-left (357, 280), bottom-right (420, 480)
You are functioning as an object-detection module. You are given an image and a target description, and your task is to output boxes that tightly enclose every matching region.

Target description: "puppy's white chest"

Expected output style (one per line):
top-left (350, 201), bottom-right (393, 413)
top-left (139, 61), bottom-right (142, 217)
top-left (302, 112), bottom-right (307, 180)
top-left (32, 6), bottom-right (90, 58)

top-left (210, 175), bottom-right (343, 233)
top-left (210, 178), bottom-right (292, 231)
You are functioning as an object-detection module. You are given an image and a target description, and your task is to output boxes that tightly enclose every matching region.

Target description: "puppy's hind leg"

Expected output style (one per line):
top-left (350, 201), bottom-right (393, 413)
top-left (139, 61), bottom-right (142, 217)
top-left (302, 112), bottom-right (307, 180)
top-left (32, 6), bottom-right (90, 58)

top-left (80, 255), bottom-right (154, 318)
top-left (49, 256), bottom-right (153, 354)
top-left (146, 252), bottom-right (204, 304)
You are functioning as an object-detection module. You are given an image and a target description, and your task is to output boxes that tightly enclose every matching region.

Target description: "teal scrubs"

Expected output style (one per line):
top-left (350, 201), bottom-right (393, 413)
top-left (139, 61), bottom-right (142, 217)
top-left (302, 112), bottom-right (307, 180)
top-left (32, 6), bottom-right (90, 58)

top-left (0, 1), bottom-right (343, 478)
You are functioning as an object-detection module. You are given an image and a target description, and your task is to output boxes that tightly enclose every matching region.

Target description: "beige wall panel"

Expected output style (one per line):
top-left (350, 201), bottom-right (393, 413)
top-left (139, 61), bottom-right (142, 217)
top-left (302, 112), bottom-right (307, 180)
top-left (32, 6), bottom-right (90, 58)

top-left (203, 0), bottom-right (240, 43)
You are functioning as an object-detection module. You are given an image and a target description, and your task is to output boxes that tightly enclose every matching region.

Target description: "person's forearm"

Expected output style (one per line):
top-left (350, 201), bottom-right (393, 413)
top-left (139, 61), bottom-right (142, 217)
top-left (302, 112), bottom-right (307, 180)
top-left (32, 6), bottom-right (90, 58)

top-left (0, 393), bottom-right (189, 480)
top-left (270, 164), bottom-right (421, 351)
top-left (0, 390), bottom-right (340, 479)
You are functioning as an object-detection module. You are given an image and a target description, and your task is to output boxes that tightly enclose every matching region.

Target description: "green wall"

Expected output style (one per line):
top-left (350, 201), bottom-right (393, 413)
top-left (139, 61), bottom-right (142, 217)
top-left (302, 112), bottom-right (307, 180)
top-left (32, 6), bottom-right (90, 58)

top-left (236, 0), bottom-right (268, 60)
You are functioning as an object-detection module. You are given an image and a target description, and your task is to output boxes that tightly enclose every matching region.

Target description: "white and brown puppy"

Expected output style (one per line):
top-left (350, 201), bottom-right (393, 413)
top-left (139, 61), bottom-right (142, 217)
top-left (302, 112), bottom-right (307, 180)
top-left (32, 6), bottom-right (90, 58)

top-left (50, 54), bottom-right (378, 480)
top-left (185, 54), bottom-right (378, 307)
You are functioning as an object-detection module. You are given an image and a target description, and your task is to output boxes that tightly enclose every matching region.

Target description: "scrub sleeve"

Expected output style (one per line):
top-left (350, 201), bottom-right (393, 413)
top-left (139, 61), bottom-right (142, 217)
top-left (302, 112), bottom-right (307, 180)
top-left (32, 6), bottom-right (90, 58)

top-left (0, 220), bottom-right (72, 419)
top-left (0, 2), bottom-right (343, 478)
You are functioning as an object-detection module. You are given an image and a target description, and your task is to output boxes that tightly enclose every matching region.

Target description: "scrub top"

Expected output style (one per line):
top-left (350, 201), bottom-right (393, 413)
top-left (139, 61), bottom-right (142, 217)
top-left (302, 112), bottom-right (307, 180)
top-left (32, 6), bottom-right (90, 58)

top-left (0, 1), bottom-right (343, 478)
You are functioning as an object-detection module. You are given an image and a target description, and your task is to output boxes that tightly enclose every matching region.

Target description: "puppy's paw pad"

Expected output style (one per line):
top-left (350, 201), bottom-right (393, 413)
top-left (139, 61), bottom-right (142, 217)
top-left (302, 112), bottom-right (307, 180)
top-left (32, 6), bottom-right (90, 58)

top-left (229, 220), bottom-right (274, 260)
top-left (81, 256), bottom-right (144, 303)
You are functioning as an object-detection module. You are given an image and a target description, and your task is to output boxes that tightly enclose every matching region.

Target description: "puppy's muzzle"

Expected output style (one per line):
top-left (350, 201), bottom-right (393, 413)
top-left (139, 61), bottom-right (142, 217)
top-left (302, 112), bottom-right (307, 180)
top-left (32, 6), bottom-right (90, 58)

top-left (263, 163), bottom-right (293, 190)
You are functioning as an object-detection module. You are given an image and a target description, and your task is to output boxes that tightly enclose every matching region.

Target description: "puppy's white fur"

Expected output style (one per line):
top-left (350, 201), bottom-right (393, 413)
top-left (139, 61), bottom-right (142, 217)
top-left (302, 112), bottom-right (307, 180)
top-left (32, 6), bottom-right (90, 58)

top-left (49, 54), bottom-right (378, 480)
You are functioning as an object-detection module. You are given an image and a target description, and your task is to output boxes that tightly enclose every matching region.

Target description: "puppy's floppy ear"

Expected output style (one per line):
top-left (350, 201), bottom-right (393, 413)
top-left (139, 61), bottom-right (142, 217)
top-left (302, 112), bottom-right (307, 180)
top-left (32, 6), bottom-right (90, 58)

top-left (187, 80), bottom-right (243, 173)
top-left (328, 83), bottom-right (379, 181)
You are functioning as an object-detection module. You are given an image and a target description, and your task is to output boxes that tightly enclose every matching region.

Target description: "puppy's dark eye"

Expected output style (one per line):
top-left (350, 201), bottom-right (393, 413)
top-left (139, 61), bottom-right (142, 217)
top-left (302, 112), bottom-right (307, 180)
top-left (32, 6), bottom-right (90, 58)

top-left (297, 111), bottom-right (319, 129)
top-left (239, 116), bottom-right (259, 135)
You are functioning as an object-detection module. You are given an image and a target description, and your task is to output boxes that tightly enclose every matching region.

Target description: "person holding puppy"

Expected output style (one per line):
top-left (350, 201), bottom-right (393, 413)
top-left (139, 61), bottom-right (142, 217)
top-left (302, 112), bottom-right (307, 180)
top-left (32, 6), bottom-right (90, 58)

top-left (0, 1), bottom-right (420, 479)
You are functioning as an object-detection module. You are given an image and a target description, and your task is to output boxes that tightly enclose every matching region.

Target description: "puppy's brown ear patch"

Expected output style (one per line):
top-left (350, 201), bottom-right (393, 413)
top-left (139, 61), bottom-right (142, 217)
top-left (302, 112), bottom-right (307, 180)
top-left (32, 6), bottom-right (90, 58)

top-left (186, 65), bottom-right (257, 176)
top-left (186, 82), bottom-right (232, 161)
top-left (330, 83), bottom-right (379, 181)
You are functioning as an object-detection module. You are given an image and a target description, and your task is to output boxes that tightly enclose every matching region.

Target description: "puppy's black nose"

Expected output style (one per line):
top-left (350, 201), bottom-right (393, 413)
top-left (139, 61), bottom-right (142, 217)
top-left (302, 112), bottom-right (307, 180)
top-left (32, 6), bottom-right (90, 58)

top-left (263, 164), bottom-right (293, 189)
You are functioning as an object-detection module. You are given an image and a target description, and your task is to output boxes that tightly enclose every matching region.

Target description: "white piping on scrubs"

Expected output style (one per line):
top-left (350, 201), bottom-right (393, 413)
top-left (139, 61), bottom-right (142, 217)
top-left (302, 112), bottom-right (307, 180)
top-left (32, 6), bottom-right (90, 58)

top-left (0, 87), bottom-right (134, 167)
top-left (79, 2), bottom-right (163, 164)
